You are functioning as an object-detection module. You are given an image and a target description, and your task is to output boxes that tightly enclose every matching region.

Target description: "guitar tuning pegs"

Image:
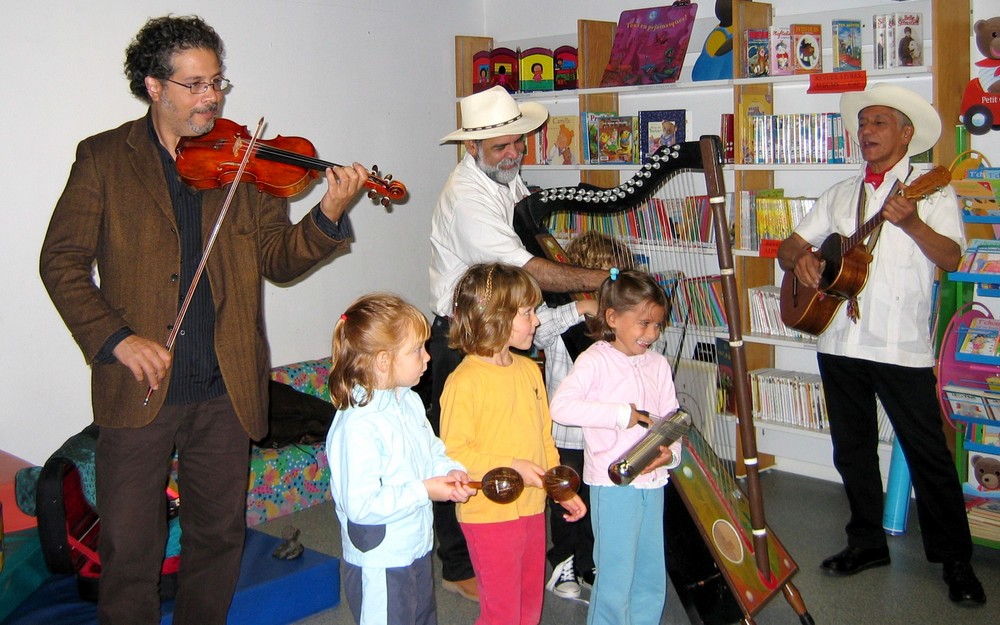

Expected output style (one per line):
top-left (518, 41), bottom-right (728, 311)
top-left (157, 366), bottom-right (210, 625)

top-left (380, 197), bottom-right (391, 209)
top-left (367, 189), bottom-right (377, 200)
top-left (384, 173), bottom-right (393, 182)
top-left (371, 165), bottom-right (380, 175)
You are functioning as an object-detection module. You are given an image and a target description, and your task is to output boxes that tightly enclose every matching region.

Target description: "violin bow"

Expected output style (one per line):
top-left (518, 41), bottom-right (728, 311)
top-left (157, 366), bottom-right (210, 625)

top-left (143, 117), bottom-right (267, 406)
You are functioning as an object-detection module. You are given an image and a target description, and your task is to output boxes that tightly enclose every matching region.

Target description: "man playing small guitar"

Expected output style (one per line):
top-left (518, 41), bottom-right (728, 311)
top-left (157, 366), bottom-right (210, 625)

top-left (776, 84), bottom-right (986, 606)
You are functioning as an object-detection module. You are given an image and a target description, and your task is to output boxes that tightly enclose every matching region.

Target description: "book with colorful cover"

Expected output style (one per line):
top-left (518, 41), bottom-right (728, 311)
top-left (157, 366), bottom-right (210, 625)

top-left (768, 26), bottom-right (793, 76)
top-left (490, 47), bottom-right (518, 94)
top-left (519, 47), bottom-right (554, 93)
top-left (720, 113), bottom-right (735, 164)
top-left (638, 109), bottom-right (686, 161)
top-left (745, 28), bottom-right (770, 78)
top-left (954, 179), bottom-right (1000, 217)
top-left (600, 4), bottom-right (698, 87)
top-left (596, 115), bottom-right (638, 164)
top-left (542, 115), bottom-right (581, 165)
top-left (737, 91), bottom-right (773, 164)
top-left (964, 448), bottom-right (1000, 499)
top-left (582, 111), bottom-right (611, 164)
top-left (886, 13), bottom-right (897, 68)
top-left (832, 19), bottom-right (862, 72)
top-left (791, 24), bottom-right (822, 74)
top-left (958, 318), bottom-right (1000, 361)
top-left (472, 49), bottom-right (493, 93)
top-left (945, 386), bottom-right (991, 420)
top-left (715, 336), bottom-right (736, 414)
top-left (553, 45), bottom-right (578, 90)
top-left (522, 127), bottom-right (545, 166)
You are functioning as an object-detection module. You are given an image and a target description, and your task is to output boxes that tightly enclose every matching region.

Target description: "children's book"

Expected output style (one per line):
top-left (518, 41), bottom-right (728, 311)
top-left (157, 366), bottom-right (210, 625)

top-left (831, 19), bottom-right (862, 72)
top-left (553, 45), bottom-right (578, 90)
top-left (791, 24), bottom-right (822, 74)
top-left (954, 179), bottom-right (1000, 217)
top-left (885, 14), bottom-right (897, 68)
top-left (894, 13), bottom-right (923, 67)
top-left (873, 14), bottom-right (887, 70)
top-left (582, 111), bottom-right (611, 164)
top-left (945, 386), bottom-right (991, 420)
top-left (737, 91), bottom-right (773, 165)
top-left (596, 115), bottom-right (638, 164)
top-left (715, 336), bottom-right (736, 414)
top-left (472, 49), bottom-right (493, 93)
top-left (959, 317), bottom-right (1000, 358)
top-left (522, 127), bottom-right (545, 166)
top-left (600, 3), bottom-right (698, 87)
top-left (964, 449), bottom-right (1000, 499)
top-left (745, 28), bottom-right (770, 78)
top-left (720, 113), bottom-right (735, 164)
top-left (490, 47), bottom-right (518, 93)
top-left (519, 47), bottom-right (554, 93)
top-left (768, 26), bottom-right (793, 77)
top-left (638, 109), bottom-right (687, 161)
top-left (543, 115), bottom-right (581, 165)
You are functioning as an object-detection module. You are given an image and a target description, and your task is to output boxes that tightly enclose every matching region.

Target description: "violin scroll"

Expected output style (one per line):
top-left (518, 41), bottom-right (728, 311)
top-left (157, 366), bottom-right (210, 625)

top-left (366, 165), bottom-right (407, 208)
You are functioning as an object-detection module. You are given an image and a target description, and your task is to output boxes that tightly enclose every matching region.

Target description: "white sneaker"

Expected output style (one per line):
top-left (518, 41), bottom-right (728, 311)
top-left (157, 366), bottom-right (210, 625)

top-left (546, 555), bottom-right (581, 599)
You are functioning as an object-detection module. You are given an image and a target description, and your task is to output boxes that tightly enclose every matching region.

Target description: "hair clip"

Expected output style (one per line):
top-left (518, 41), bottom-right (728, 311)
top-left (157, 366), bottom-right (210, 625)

top-left (609, 267), bottom-right (619, 281)
top-left (340, 313), bottom-right (348, 321)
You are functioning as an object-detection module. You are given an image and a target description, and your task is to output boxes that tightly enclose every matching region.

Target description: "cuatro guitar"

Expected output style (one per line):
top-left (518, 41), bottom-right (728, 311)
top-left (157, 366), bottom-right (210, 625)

top-left (779, 166), bottom-right (952, 336)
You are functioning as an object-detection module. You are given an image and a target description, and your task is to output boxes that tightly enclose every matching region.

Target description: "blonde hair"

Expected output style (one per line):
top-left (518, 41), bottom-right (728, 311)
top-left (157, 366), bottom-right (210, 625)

top-left (587, 269), bottom-right (668, 343)
top-left (565, 232), bottom-right (635, 272)
top-left (449, 263), bottom-right (541, 357)
top-left (329, 292), bottom-right (430, 410)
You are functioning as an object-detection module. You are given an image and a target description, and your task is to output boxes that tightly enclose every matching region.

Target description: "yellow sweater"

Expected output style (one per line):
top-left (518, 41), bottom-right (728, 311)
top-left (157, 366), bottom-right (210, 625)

top-left (441, 354), bottom-right (561, 523)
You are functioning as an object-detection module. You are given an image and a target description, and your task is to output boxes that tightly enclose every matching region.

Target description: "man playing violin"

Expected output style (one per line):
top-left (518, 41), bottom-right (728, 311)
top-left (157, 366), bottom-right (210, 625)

top-left (776, 84), bottom-right (985, 606)
top-left (39, 15), bottom-right (369, 624)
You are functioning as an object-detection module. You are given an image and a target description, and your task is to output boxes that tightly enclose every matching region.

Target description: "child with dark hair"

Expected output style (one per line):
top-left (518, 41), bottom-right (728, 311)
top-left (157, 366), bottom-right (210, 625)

top-left (441, 263), bottom-right (587, 625)
top-left (550, 269), bottom-right (682, 625)
top-left (326, 293), bottom-right (475, 625)
top-left (535, 232), bottom-right (634, 598)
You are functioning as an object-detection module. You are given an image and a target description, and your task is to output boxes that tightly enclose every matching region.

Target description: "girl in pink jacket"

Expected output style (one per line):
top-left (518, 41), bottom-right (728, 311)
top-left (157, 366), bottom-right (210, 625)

top-left (550, 269), bottom-right (682, 625)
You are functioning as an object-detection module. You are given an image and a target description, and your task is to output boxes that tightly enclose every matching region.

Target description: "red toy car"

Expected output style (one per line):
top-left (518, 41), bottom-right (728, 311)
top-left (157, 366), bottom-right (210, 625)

top-left (960, 77), bottom-right (1000, 135)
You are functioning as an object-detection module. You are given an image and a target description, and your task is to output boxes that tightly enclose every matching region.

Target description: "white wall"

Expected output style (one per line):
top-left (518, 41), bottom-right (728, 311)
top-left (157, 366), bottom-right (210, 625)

top-left (2, 0), bottom-right (482, 464)
top-left (4, 0), bottom-right (1000, 466)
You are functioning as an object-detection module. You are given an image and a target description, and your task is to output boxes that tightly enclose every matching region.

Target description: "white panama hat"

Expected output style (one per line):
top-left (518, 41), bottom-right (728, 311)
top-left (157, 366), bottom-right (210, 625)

top-left (441, 86), bottom-right (549, 143)
top-left (840, 83), bottom-right (941, 157)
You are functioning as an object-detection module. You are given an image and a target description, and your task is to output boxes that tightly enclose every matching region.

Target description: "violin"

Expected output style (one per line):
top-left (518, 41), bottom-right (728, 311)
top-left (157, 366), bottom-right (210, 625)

top-left (174, 118), bottom-right (406, 207)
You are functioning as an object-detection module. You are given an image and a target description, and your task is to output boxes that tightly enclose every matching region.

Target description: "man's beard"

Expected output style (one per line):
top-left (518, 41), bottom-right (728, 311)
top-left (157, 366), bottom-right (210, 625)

top-left (475, 150), bottom-right (522, 185)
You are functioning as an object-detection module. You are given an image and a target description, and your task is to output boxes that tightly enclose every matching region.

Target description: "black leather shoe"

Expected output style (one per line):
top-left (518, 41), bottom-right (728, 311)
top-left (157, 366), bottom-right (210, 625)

top-left (820, 546), bottom-right (891, 576)
top-left (943, 561), bottom-right (986, 605)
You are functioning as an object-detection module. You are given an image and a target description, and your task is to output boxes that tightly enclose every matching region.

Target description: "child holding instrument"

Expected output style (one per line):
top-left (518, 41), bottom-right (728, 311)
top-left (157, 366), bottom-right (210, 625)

top-left (440, 263), bottom-right (587, 625)
top-left (326, 293), bottom-right (475, 625)
top-left (550, 269), bottom-right (682, 625)
top-left (535, 232), bottom-right (635, 598)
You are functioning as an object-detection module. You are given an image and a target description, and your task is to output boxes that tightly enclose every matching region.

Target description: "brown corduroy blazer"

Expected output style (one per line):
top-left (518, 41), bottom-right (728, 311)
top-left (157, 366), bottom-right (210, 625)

top-left (40, 113), bottom-right (348, 440)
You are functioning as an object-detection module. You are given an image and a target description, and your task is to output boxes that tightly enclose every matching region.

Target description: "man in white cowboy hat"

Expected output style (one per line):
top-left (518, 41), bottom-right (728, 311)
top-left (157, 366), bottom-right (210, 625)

top-left (427, 86), bottom-right (607, 602)
top-left (778, 83), bottom-right (986, 605)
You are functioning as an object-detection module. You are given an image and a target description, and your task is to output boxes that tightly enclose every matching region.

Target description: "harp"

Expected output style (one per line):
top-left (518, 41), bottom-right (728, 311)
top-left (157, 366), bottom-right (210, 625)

top-left (514, 137), bottom-right (814, 625)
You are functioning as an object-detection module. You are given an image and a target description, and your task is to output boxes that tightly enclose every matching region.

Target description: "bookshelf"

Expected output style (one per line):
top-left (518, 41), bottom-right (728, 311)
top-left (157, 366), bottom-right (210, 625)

top-left (453, 0), bottom-right (972, 484)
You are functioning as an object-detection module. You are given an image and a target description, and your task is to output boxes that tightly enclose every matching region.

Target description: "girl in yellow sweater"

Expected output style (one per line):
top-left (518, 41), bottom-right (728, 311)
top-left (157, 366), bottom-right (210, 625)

top-left (441, 263), bottom-right (586, 625)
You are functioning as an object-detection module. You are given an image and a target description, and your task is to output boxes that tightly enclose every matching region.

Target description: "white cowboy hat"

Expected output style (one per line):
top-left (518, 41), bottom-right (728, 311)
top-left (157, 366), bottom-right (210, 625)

top-left (840, 83), bottom-right (941, 157)
top-left (441, 86), bottom-right (548, 143)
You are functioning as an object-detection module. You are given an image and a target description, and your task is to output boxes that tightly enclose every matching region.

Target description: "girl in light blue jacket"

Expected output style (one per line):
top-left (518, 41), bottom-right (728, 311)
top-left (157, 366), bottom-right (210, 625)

top-left (327, 293), bottom-right (476, 625)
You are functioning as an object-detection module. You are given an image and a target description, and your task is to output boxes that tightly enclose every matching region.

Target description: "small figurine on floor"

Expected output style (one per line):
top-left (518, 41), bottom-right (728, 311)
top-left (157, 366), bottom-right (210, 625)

top-left (272, 525), bottom-right (304, 560)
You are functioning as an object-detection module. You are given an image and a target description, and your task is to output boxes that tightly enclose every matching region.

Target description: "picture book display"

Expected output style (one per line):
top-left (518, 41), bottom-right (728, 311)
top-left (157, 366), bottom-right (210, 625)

top-left (638, 109), bottom-right (686, 161)
top-left (958, 317), bottom-right (1000, 362)
top-left (600, 3), bottom-right (698, 87)
top-left (744, 28), bottom-right (769, 78)
top-left (791, 24), bottom-right (822, 74)
top-left (596, 115), bottom-right (638, 164)
top-left (553, 45), bottom-right (578, 90)
top-left (490, 47), bottom-right (518, 93)
top-left (894, 12), bottom-right (923, 67)
top-left (831, 19), bottom-right (862, 72)
top-left (543, 115), bottom-right (581, 165)
top-left (472, 49), bottom-right (493, 93)
top-left (943, 385), bottom-right (993, 421)
top-left (519, 47), bottom-right (554, 93)
top-left (768, 26), bottom-right (793, 76)
top-left (964, 449), bottom-right (1000, 500)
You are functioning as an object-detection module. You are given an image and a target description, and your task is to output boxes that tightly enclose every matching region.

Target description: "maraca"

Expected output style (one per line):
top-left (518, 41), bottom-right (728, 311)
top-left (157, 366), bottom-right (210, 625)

top-left (468, 467), bottom-right (524, 504)
top-left (543, 465), bottom-right (581, 502)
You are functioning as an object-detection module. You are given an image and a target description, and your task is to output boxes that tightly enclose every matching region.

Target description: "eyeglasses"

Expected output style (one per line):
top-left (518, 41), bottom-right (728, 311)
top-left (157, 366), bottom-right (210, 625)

top-left (165, 77), bottom-right (232, 94)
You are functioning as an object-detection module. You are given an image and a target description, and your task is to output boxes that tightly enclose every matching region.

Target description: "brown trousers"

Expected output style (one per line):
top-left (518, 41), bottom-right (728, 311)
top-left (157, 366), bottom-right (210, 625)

top-left (95, 394), bottom-right (250, 625)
